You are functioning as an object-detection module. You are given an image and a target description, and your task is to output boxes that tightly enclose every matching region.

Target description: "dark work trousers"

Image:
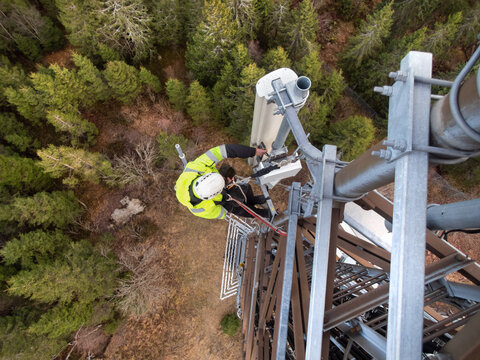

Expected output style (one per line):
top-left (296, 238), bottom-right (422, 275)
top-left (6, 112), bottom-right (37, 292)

top-left (222, 183), bottom-right (269, 218)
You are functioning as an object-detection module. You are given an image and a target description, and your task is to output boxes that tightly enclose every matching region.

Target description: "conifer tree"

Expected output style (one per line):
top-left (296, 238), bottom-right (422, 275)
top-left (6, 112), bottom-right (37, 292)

top-left (298, 92), bottom-right (329, 145)
top-left (7, 240), bottom-right (117, 304)
top-left (319, 69), bottom-right (346, 113)
top-left (150, 0), bottom-right (183, 46)
top-left (186, 0), bottom-right (241, 85)
top-left (0, 155), bottom-right (52, 195)
top-left (37, 145), bottom-right (117, 186)
top-left (186, 81), bottom-right (212, 125)
top-left (228, 63), bottom-right (266, 142)
top-left (46, 110), bottom-right (98, 146)
top-left (296, 49), bottom-right (325, 93)
top-left (1, 230), bottom-right (70, 269)
top-left (4, 86), bottom-right (45, 125)
top-left (72, 53), bottom-right (109, 103)
top-left (456, 3), bottom-right (480, 48)
top-left (341, 1), bottom-right (394, 67)
top-left (280, 0), bottom-right (319, 59)
top-left (262, 46), bottom-right (292, 72)
top-left (139, 67), bottom-right (162, 93)
top-left (229, 0), bottom-right (260, 39)
top-left (179, 0), bottom-right (205, 41)
top-left (262, 0), bottom-right (291, 46)
top-left (212, 44), bottom-right (253, 125)
top-left (28, 302), bottom-right (92, 339)
top-left (323, 115), bottom-right (376, 161)
top-left (0, 113), bottom-right (39, 152)
top-left (0, 56), bottom-right (27, 106)
top-left (0, 191), bottom-right (83, 228)
top-left (165, 79), bottom-right (188, 111)
top-left (103, 61), bottom-right (142, 104)
top-left (423, 12), bottom-right (462, 60)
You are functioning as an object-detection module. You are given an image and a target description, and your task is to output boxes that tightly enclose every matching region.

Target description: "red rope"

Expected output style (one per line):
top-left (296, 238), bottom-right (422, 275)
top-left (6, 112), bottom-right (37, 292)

top-left (227, 196), bottom-right (287, 236)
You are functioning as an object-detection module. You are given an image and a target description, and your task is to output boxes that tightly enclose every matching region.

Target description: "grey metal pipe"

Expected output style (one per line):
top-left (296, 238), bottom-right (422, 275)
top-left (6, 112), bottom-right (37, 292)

top-left (175, 144), bottom-right (187, 168)
top-left (431, 74), bottom-right (480, 151)
top-left (271, 117), bottom-right (291, 151)
top-left (426, 199), bottom-right (480, 230)
top-left (334, 142), bottom-right (395, 198)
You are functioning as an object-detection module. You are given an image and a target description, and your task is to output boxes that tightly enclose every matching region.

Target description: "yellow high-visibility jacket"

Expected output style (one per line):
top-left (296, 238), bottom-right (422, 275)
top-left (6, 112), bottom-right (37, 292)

top-left (175, 144), bottom-right (255, 220)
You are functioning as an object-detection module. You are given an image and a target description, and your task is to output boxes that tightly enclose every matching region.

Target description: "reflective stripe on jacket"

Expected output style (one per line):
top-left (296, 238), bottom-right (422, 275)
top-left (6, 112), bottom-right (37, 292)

top-left (175, 145), bottom-right (228, 219)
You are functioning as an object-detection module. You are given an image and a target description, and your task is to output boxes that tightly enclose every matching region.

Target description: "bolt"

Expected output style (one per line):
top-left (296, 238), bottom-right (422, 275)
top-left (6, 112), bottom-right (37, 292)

top-left (371, 149), bottom-right (392, 160)
top-left (382, 139), bottom-right (407, 151)
top-left (373, 85), bottom-right (393, 96)
top-left (389, 70), bottom-right (408, 82)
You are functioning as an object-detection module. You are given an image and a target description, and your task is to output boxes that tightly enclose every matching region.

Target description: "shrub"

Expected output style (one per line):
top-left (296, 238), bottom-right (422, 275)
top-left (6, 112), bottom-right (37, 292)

top-left (220, 313), bottom-right (240, 336)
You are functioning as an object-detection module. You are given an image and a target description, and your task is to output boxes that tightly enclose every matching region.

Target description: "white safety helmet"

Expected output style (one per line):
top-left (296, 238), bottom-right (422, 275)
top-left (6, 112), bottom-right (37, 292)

top-left (193, 172), bottom-right (225, 200)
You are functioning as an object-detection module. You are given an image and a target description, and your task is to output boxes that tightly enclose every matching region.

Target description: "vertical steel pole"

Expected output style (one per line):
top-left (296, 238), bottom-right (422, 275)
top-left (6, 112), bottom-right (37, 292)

top-left (305, 144), bottom-right (337, 359)
top-left (386, 51), bottom-right (431, 359)
top-left (274, 182), bottom-right (301, 360)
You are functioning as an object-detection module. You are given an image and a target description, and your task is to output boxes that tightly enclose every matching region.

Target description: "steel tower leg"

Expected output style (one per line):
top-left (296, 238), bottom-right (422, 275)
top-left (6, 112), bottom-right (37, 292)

top-left (386, 51), bottom-right (432, 360)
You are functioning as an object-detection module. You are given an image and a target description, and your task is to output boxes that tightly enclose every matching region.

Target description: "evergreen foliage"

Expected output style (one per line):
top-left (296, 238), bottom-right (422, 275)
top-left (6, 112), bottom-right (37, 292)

top-left (139, 67), bottom-right (162, 93)
top-left (229, 0), bottom-right (261, 39)
top-left (298, 92), bottom-right (329, 145)
top-left (186, 81), bottom-right (212, 125)
top-left (46, 110), bottom-right (98, 146)
top-left (323, 115), bottom-right (375, 161)
top-left (186, 0), bottom-right (241, 85)
top-left (156, 132), bottom-right (189, 169)
top-left (28, 301), bottom-right (92, 339)
top-left (212, 44), bottom-right (252, 125)
top-left (165, 78), bottom-right (188, 111)
top-left (0, 2), bottom-right (64, 60)
top-left (7, 240), bottom-right (117, 304)
top-left (0, 191), bottom-right (83, 228)
top-left (72, 53), bottom-right (109, 103)
top-left (262, 0), bottom-right (291, 47)
top-left (150, 0), bottom-right (183, 46)
top-left (262, 46), bottom-right (291, 72)
top-left (4, 86), bottom-right (46, 125)
top-left (423, 12), bottom-right (462, 60)
top-left (227, 63), bottom-right (265, 142)
top-left (341, 1), bottom-right (394, 67)
top-left (456, 3), bottom-right (480, 48)
top-left (220, 313), bottom-right (240, 336)
top-left (1, 230), bottom-right (70, 269)
top-left (0, 56), bottom-right (27, 106)
top-left (56, 0), bottom-right (153, 61)
top-left (0, 155), bottom-right (52, 195)
top-left (0, 113), bottom-right (39, 153)
top-left (37, 145), bottom-right (116, 186)
top-left (280, 0), bottom-right (319, 60)
top-left (103, 61), bottom-right (142, 104)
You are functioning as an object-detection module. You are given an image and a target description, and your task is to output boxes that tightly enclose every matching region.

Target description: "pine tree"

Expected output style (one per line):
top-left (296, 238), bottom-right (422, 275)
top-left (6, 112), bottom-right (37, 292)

top-left (319, 69), bottom-right (346, 113)
top-left (165, 78), bottom-right (188, 111)
top-left (2, 191), bottom-right (83, 228)
top-left (103, 61), bottom-right (142, 104)
top-left (0, 56), bottom-right (27, 106)
top-left (72, 53), bottom-right (109, 103)
top-left (262, 0), bottom-right (291, 47)
top-left (341, 1), bottom-right (394, 67)
top-left (28, 301), bottom-right (92, 339)
top-left (7, 240), bottom-right (117, 304)
top-left (0, 112), bottom-right (39, 152)
top-left (96, 0), bottom-right (154, 62)
top-left (323, 115), bottom-right (376, 161)
top-left (262, 46), bottom-right (292, 72)
top-left (46, 110), bottom-right (98, 146)
top-left (423, 12), bottom-right (462, 59)
top-left (228, 63), bottom-right (266, 142)
top-left (150, 0), bottom-right (183, 46)
top-left (4, 86), bottom-right (46, 125)
top-left (186, 0), bottom-right (241, 86)
top-left (212, 44), bottom-right (253, 125)
top-left (280, 0), bottom-right (319, 60)
top-left (296, 49), bottom-right (325, 93)
top-left (157, 132), bottom-right (189, 169)
top-left (139, 67), bottom-right (162, 93)
top-left (298, 92), bottom-right (329, 145)
top-left (179, 0), bottom-right (205, 41)
top-left (1, 230), bottom-right (70, 269)
top-left (456, 3), bottom-right (480, 48)
top-left (37, 145), bottom-right (117, 186)
top-left (186, 81), bottom-right (212, 125)
top-left (0, 155), bottom-right (52, 195)
top-left (229, 0), bottom-right (260, 39)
